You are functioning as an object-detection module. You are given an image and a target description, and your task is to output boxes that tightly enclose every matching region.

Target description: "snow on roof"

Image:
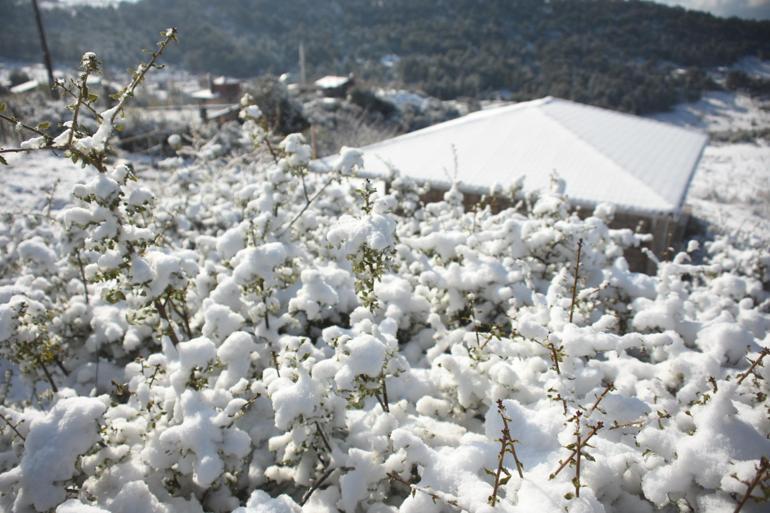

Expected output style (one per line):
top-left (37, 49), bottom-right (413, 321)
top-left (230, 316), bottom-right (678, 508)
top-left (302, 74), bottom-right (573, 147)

top-left (10, 79), bottom-right (40, 94)
top-left (212, 76), bottom-right (239, 86)
top-left (189, 89), bottom-right (220, 100)
top-left (337, 97), bottom-right (708, 215)
top-left (315, 75), bottom-right (350, 89)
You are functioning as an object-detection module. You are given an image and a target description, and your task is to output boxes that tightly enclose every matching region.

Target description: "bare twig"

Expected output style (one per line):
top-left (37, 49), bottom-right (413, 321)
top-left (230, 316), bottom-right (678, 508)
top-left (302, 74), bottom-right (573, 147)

top-left (733, 457), bottom-right (769, 513)
top-left (488, 399), bottom-right (525, 506)
top-left (315, 421), bottom-right (333, 454)
top-left (549, 420), bottom-right (604, 480)
top-left (153, 298), bottom-right (180, 345)
top-left (67, 56), bottom-right (95, 149)
top-left (380, 373), bottom-right (390, 413)
top-left (569, 239), bottom-right (584, 323)
top-left (107, 28), bottom-right (177, 127)
top-left (609, 417), bottom-right (648, 431)
top-left (387, 471), bottom-right (463, 510)
top-left (56, 80), bottom-right (102, 121)
top-left (263, 136), bottom-right (279, 164)
top-left (301, 466), bottom-right (335, 506)
top-left (279, 175), bottom-right (337, 235)
top-left (75, 251), bottom-right (90, 305)
top-left (43, 178), bottom-right (60, 219)
top-left (588, 382), bottom-right (615, 414)
top-left (574, 413), bottom-right (582, 498)
top-left (547, 343), bottom-right (562, 375)
top-left (0, 412), bottom-right (25, 441)
top-left (34, 355), bottom-right (58, 393)
top-left (167, 297), bottom-right (193, 339)
top-left (738, 348), bottom-right (769, 385)
top-left (0, 113), bottom-right (51, 140)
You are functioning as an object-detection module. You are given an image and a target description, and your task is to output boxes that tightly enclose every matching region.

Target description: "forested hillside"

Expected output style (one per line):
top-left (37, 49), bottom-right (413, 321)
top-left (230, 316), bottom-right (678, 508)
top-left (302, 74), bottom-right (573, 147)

top-left (2, 0), bottom-right (770, 112)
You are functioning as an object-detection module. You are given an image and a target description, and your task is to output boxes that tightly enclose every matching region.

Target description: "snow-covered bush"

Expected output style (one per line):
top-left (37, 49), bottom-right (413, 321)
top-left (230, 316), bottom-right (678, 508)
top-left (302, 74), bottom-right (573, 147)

top-left (1, 39), bottom-right (769, 513)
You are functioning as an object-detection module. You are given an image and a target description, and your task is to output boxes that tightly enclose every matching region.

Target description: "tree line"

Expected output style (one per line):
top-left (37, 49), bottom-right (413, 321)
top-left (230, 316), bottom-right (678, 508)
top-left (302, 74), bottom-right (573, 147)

top-left (1, 0), bottom-right (769, 113)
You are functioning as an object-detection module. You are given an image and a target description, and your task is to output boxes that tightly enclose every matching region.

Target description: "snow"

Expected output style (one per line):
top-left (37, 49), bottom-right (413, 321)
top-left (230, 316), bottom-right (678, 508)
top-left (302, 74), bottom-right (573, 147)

top-left (233, 491), bottom-right (301, 513)
top-left (652, 92), bottom-right (770, 243)
top-left (327, 213), bottom-right (397, 254)
top-left (1, 57), bottom-right (769, 513)
top-left (0, 152), bottom-right (90, 214)
top-left (232, 243), bottom-right (289, 285)
top-left (0, 397), bottom-right (107, 512)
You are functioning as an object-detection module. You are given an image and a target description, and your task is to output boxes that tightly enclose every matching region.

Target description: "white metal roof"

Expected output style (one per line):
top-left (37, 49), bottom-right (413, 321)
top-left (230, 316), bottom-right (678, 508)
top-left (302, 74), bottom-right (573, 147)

top-left (342, 97), bottom-right (708, 215)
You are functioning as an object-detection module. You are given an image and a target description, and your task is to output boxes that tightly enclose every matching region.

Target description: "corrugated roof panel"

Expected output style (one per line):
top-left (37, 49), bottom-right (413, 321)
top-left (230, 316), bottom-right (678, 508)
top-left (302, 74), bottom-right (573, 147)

top-left (335, 97), bottom-right (708, 214)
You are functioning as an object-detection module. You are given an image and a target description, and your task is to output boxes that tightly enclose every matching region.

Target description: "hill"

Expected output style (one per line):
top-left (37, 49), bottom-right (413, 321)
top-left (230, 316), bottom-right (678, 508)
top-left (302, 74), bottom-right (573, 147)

top-left (2, 0), bottom-right (770, 113)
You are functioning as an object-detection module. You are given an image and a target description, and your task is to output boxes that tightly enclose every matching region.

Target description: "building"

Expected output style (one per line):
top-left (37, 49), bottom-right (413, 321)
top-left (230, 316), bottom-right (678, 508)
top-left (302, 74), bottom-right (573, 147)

top-left (320, 97), bottom-right (708, 267)
top-left (315, 75), bottom-right (355, 98)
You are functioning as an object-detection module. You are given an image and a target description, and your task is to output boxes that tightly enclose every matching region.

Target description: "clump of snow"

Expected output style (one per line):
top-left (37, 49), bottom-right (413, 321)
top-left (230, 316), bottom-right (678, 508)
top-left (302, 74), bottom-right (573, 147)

top-left (0, 397), bottom-right (107, 511)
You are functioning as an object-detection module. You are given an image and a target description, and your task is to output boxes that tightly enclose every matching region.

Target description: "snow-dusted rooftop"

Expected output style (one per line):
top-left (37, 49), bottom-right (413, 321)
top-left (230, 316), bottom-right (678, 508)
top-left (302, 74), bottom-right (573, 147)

top-left (189, 89), bottom-right (219, 100)
top-left (10, 79), bottom-right (39, 94)
top-left (348, 97), bottom-right (708, 215)
top-left (315, 75), bottom-right (351, 89)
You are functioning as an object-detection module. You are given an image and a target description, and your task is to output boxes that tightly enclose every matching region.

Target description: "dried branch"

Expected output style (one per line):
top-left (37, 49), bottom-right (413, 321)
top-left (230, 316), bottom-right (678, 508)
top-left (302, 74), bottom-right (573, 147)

top-left (738, 348), bottom-right (769, 385)
top-left (487, 399), bottom-right (525, 506)
top-left (387, 471), bottom-right (463, 510)
top-left (279, 174), bottom-right (338, 235)
top-left (733, 457), bottom-right (769, 513)
top-left (588, 382), bottom-right (615, 414)
top-left (153, 298), bottom-right (180, 346)
top-left (574, 413), bottom-right (582, 498)
top-left (0, 412), bottom-right (25, 441)
top-left (569, 238), bottom-right (584, 323)
top-left (549, 420), bottom-right (604, 480)
top-left (301, 465), bottom-right (335, 506)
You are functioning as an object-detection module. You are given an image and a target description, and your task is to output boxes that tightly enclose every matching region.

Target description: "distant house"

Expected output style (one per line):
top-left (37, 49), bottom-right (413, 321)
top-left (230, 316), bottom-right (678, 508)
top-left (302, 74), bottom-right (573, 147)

top-left (315, 75), bottom-right (354, 98)
top-left (187, 75), bottom-right (241, 122)
top-left (210, 76), bottom-right (241, 103)
top-left (320, 97), bottom-right (708, 267)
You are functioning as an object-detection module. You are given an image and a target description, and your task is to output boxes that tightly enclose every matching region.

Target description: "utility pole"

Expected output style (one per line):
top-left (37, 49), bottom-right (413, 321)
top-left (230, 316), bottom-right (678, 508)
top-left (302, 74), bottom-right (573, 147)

top-left (298, 41), bottom-right (306, 87)
top-left (30, 0), bottom-right (58, 98)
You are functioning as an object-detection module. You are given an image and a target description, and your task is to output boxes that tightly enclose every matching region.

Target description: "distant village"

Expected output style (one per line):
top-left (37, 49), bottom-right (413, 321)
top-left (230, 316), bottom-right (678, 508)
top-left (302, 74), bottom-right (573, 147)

top-left (0, 53), bottom-right (475, 160)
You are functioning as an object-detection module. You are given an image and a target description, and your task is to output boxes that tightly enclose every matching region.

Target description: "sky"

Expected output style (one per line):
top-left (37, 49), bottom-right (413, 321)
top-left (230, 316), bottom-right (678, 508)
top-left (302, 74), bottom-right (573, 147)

top-left (42, 0), bottom-right (770, 20)
top-left (654, 0), bottom-right (770, 19)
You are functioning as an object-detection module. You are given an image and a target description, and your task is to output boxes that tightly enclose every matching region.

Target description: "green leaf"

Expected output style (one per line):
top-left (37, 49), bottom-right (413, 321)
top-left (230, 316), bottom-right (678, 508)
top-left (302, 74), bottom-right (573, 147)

top-left (564, 493), bottom-right (574, 500)
top-left (105, 289), bottom-right (126, 304)
top-left (0, 102), bottom-right (5, 113)
top-left (583, 452), bottom-right (596, 462)
top-left (0, 154), bottom-right (7, 165)
top-left (88, 93), bottom-right (99, 103)
top-left (483, 468), bottom-right (496, 477)
top-left (499, 474), bottom-right (511, 486)
top-left (37, 121), bottom-right (50, 130)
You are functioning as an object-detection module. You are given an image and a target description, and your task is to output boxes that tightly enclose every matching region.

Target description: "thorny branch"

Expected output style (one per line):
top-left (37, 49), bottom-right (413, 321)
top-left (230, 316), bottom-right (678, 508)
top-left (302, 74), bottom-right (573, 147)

top-left (738, 347), bottom-right (769, 385)
top-left (732, 457), bottom-right (769, 513)
top-left (549, 419), bottom-right (604, 480)
top-left (0, 411), bottom-right (25, 441)
top-left (569, 238), bottom-right (584, 323)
